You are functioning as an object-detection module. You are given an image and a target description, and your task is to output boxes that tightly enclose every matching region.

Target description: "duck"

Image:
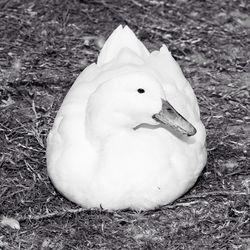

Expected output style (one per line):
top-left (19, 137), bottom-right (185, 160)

top-left (46, 25), bottom-right (207, 210)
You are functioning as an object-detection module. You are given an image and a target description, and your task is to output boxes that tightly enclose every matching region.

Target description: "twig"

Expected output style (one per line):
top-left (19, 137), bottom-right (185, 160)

top-left (182, 191), bottom-right (249, 200)
top-left (14, 191), bottom-right (249, 222)
top-left (164, 200), bottom-right (208, 208)
top-left (17, 207), bottom-right (89, 222)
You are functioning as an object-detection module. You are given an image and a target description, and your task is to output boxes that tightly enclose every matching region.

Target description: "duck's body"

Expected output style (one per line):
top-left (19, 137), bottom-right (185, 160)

top-left (47, 26), bottom-right (206, 210)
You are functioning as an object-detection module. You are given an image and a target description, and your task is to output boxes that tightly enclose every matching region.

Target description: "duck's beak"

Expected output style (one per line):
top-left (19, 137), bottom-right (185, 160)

top-left (153, 99), bottom-right (197, 136)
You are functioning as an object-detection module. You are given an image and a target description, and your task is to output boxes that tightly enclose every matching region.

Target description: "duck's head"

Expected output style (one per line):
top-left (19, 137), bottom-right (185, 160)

top-left (86, 72), bottom-right (196, 142)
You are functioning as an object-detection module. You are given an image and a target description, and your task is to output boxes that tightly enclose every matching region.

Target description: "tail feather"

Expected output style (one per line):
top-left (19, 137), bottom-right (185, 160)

top-left (97, 25), bottom-right (149, 66)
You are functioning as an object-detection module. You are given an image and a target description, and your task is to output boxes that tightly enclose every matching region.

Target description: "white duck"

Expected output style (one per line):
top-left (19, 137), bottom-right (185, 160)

top-left (47, 25), bottom-right (207, 210)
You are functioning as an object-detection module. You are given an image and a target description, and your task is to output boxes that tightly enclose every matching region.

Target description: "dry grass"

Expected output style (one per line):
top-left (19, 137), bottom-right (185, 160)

top-left (0, 0), bottom-right (249, 249)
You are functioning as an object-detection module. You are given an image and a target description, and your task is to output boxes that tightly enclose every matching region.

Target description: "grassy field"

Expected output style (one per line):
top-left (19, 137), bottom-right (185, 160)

top-left (0, 0), bottom-right (249, 249)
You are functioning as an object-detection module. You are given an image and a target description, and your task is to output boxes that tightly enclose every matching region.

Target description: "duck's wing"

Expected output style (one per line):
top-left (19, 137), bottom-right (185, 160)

top-left (146, 45), bottom-right (200, 120)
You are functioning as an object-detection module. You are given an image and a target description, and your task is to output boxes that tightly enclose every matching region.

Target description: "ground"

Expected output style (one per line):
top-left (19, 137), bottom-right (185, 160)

top-left (0, 0), bottom-right (249, 249)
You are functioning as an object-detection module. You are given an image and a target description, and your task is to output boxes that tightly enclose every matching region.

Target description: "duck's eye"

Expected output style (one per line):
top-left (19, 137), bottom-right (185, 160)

top-left (137, 88), bottom-right (145, 94)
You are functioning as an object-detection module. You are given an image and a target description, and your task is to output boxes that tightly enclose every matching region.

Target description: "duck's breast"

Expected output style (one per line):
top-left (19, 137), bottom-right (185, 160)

top-left (91, 128), bottom-right (205, 209)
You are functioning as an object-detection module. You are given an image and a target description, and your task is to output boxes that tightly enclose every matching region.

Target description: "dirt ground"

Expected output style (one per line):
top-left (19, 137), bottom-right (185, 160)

top-left (0, 0), bottom-right (249, 249)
